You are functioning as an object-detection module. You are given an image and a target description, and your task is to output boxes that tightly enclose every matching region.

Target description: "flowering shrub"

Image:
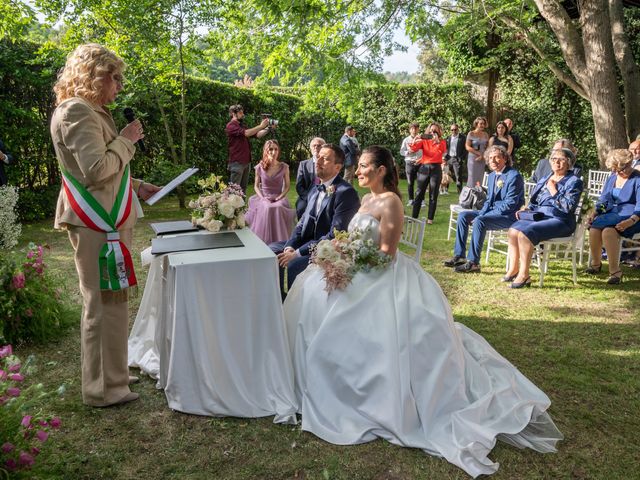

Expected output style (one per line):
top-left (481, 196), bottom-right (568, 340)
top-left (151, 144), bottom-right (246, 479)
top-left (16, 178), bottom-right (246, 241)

top-left (0, 243), bottom-right (72, 344)
top-left (0, 186), bottom-right (22, 250)
top-left (189, 175), bottom-right (247, 232)
top-left (0, 344), bottom-right (63, 474)
top-left (311, 228), bottom-right (393, 293)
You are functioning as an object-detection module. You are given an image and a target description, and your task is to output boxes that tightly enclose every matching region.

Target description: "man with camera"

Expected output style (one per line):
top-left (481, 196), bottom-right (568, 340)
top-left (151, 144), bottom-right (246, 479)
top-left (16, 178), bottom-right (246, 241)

top-left (225, 104), bottom-right (271, 194)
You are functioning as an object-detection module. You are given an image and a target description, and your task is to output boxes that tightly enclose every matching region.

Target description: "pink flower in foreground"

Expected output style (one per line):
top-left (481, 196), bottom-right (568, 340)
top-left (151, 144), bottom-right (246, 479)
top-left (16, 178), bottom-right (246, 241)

top-left (49, 417), bottom-right (61, 429)
top-left (5, 458), bottom-right (17, 471)
top-left (21, 415), bottom-right (32, 428)
top-left (8, 363), bottom-right (21, 372)
top-left (9, 373), bottom-right (24, 382)
top-left (35, 430), bottom-right (48, 443)
top-left (31, 446), bottom-right (40, 456)
top-left (11, 272), bottom-right (25, 289)
top-left (18, 451), bottom-right (35, 467)
top-left (7, 387), bottom-right (21, 397)
top-left (0, 345), bottom-right (12, 358)
top-left (1, 442), bottom-right (15, 453)
top-left (0, 369), bottom-right (6, 380)
top-left (38, 420), bottom-right (48, 427)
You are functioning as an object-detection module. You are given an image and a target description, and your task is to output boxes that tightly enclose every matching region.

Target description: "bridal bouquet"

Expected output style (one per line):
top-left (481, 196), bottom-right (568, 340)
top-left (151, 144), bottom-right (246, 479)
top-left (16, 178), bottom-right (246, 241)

top-left (189, 175), bottom-right (246, 232)
top-left (311, 228), bottom-right (392, 293)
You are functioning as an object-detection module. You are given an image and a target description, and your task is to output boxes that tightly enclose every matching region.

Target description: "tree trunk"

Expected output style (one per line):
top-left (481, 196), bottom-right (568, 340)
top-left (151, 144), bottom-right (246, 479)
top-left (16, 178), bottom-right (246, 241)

top-left (486, 68), bottom-right (498, 128)
top-left (609, 0), bottom-right (640, 141)
top-left (580, 0), bottom-right (628, 165)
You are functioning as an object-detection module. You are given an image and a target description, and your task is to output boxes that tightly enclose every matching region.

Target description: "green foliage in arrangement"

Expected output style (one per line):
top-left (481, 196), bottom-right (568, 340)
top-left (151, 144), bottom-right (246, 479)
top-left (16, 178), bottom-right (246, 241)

top-left (0, 186), bottom-right (22, 249)
top-left (0, 243), bottom-right (73, 345)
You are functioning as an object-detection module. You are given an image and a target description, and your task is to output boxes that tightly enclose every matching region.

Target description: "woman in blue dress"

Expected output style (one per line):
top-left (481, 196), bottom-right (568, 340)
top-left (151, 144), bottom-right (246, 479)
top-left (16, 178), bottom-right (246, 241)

top-left (586, 149), bottom-right (640, 284)
top-left (504, 147), bottom-right (584, 288)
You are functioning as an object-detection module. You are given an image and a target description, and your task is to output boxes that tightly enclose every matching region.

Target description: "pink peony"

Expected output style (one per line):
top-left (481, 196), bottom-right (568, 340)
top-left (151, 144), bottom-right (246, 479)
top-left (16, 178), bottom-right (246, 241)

top-left (5, 458), bottom-right (17, 471)
top-left (49, 417), bottom-right (61, 429)
top-left (9, 373), bottom-right (24, 382)
top-left (21, 415), bottom-right (32, 428)
top-left (7, 387), bottom-right (20, 397)
top-left (38, 420), bottom-right (48, 427)
top-left (1, 442), bottom-right (15, 453)
top-left (31, 446), bottom-right (40, 456)
top-left (18, 451), bottom-right (35, 467)
top-left (0, 344), bottom-right (12, 358)
top-left (11, 272), bottom-right (25, 289)
top-left (35, 430), bottom-right (48, 443)
top-left (26, 250), bottom-right (34, 259)
top-left (8, 363), bottom-right (21, 372)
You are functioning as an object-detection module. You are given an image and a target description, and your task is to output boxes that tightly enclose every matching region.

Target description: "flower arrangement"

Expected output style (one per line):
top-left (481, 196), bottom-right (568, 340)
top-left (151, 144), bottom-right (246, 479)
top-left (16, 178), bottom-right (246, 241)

top-left (0, 243), bottom-right (71, 344)
top-left (0, 344), bottom-right (63, 473)
top-left (311, 227), bottom-right (393, 293)
top-left (189, 175), bottom-right (247, 232)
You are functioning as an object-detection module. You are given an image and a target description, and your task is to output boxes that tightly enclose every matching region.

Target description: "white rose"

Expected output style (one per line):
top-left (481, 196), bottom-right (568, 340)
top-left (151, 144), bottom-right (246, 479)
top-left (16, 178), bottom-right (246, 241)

top-left (208, 220), bottom-right (223, 232)
top-left (188, 200), bottom-right (197, 209)
top-left (236, 214), bottom-right (246, 228)
top-left (228, 194), bottom-right (245, 209)
top-left (219, 201), bottom-right (236, 218)
top-left (202, 196), bottom-right (215, 208)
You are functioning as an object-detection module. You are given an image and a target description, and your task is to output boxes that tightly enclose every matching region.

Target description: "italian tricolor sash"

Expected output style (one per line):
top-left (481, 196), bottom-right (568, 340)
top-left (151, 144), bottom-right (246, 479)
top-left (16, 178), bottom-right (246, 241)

top-left (61, 165), bottom-right (137, 291)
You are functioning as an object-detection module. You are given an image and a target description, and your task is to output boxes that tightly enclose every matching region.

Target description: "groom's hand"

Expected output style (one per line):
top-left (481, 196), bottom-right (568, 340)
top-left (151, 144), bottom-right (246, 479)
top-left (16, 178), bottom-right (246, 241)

top-left (277, 247), bottom-right (298, 267)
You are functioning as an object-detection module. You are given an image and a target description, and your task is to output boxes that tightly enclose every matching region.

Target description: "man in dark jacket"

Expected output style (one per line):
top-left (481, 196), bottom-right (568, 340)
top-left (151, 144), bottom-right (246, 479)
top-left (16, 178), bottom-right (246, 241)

top-left (0, 138), bottom-right (15, 187)
top-left (445, 123), bottom-right (467, 193)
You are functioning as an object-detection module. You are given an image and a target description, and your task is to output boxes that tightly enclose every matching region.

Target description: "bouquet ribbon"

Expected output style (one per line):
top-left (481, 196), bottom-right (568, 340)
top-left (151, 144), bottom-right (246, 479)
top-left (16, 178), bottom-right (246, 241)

top-left (60, 165), bottom-right (137, 291)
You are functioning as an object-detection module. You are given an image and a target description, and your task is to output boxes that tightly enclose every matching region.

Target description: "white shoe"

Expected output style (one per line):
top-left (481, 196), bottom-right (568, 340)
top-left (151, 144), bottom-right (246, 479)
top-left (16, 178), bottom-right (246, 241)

top-left (406, 200), bottom-right (413, 207)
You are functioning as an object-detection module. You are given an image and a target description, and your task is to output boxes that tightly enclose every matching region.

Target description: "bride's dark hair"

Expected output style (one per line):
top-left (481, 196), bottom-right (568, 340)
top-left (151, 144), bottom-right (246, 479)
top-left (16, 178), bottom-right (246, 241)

top-left (362, 145), bottom-right (402, 199)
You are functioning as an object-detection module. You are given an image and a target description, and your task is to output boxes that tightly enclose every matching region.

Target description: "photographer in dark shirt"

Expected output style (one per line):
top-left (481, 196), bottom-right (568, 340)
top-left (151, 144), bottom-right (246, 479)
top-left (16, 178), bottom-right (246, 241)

top-left (225, 104), bottom-right (271, 194)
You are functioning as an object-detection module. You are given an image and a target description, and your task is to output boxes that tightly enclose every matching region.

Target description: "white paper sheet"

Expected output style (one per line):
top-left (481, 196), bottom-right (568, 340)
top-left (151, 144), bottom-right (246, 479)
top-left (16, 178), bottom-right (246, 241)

top-left (145, 167), bottom-right (199, 206)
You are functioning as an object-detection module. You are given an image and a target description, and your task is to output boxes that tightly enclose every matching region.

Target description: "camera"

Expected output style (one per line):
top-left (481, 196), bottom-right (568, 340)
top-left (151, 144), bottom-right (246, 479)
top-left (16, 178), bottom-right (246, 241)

top-left (261, 113), bottom-right (279, 127)
top-left (420, 133), bottom-right (433, 140)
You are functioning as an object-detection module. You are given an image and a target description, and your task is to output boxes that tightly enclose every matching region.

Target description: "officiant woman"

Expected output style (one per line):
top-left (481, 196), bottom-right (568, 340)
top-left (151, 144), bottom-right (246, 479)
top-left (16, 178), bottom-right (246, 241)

top-left (51, 43), bottom-right (160, 407)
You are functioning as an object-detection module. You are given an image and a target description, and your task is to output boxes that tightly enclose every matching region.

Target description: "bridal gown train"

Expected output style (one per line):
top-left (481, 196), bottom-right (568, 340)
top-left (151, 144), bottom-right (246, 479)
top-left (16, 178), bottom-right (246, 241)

top-left (283, 213), bottom-right (562, 478)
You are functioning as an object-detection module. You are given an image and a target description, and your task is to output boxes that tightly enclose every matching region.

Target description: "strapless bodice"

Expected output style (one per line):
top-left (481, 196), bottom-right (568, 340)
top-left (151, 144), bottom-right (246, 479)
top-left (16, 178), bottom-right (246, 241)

top-left (348, 213), bottom-right (380, 245)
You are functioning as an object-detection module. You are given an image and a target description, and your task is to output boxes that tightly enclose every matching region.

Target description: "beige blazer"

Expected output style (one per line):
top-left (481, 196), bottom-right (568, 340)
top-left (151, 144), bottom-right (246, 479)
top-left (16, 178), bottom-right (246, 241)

top-left (51, 97), bottom-right (142, 230)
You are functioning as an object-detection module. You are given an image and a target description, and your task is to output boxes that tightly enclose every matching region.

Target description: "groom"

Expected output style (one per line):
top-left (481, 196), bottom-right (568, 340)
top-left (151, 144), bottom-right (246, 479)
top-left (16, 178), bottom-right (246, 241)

top-left (270, 143), bottom-right (360, 298)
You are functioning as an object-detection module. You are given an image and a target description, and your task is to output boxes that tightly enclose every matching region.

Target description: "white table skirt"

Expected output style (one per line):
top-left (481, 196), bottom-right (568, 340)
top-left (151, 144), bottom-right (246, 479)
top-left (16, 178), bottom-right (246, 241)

top-left (128, 228), bottom-right (298, 423)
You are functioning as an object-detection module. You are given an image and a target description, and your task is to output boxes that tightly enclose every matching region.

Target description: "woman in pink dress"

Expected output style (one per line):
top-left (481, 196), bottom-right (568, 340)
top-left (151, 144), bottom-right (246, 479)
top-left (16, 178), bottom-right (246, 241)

top-left (245, 140), bottom-right (296, 244)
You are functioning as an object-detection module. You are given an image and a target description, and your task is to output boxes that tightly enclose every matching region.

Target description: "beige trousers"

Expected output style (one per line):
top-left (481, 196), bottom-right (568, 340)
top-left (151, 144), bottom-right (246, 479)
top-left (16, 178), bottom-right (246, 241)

top-left (68, 226), bottom-right (134, 406)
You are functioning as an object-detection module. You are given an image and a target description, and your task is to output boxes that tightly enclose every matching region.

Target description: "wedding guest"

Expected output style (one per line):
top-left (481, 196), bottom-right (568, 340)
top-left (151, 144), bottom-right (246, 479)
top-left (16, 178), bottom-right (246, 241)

top-left (444, 145), bottom-right (525, 273)
top-left (0, 137), bottom-right (15, 187)
top-left (444, 123), bottom-right (467, 193)
top-left (505, 148), bottom-right (584, 288)
top-left (504, 118), bottom-right (521, 164)
top-left (465, 116), bottom-right (489, 187)
top-left (295, 137), bottom-right (325, 219)
top-left (586, 149), bottom-right (640, 284)
top-left (270, 144), bottom-right (360, 298)
top-left (409, 122), bottom-right (447, 224)
top-left (487, 121), bottom-right (513, 156)
top-left (399, 122), bottom-right (422, 206)
top-left (245, 140), bottom-right (296, 244)
top-left (340, 126), bottom-right (359, 184)
top-left (530, 139), bottom-right (582, 183)
top-left (51, 44), bottom-right (160, 407)
top-left (630, 140), bottom-right (640, 170)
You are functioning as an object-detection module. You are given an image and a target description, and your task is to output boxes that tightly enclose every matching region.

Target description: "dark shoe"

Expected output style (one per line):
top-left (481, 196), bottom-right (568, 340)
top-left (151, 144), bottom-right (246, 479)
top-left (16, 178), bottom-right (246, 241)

top-left (443, 256), bottom-right (466, 268)
top-left (501, 273), bottom-right (518, 283)
top-left (455, 261), bottom-right (481, 273)
top-left (606, 271), bottom-right (623, 285)
top-left (509, 276), bottom-right (532, 289)
top-left (584, 264), bottom-right (602, 275)
top-left (129, 375), bottom-right (140, 385)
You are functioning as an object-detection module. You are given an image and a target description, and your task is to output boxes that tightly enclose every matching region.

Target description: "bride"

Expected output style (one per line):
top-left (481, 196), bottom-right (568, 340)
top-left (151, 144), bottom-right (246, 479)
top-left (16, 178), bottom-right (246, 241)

top-left (283, 145), bottom-right (562, 478)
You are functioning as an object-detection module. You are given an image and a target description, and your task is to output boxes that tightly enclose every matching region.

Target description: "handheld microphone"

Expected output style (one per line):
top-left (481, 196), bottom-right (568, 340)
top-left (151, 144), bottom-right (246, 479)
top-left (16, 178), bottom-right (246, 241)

top-left (123, 107), bottom-right (146, 152)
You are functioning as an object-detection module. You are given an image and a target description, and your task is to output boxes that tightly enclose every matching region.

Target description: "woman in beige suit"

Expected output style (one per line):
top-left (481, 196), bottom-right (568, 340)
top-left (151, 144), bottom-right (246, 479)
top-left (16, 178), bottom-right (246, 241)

top-left (51, 44), bottom-right (160, 407)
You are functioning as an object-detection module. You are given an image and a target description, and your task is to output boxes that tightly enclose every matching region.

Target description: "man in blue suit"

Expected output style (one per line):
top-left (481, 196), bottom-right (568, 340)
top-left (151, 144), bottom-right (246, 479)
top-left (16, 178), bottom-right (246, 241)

top-left (444, 145), bottom-right (525, 273)
top-left (271, 143), bottom-right (360, 297)
top-left (295, 137), bottom-right (325, 220)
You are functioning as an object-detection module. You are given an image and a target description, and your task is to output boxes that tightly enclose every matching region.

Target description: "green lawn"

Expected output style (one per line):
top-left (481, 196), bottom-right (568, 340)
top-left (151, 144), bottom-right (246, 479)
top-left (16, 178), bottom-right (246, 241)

top-left (12, 181), bottom-right (640, 479)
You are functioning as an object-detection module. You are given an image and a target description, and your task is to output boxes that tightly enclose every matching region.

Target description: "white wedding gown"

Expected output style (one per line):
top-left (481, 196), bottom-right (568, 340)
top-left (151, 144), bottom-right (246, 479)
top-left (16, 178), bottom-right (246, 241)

top-left (283, 213), bottom-right (562, 478)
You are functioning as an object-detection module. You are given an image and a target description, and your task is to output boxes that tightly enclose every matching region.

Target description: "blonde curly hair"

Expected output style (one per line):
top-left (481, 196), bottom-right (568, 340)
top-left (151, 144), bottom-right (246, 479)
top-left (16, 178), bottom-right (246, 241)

top-left (54, 44), bottom-right (125, 106)
top-left (605, 149), bottom-right (633, 171)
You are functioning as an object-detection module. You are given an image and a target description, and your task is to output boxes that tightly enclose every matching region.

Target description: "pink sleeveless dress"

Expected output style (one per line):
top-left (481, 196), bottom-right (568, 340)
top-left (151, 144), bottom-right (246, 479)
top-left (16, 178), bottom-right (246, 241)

top-left (245, 163), bottom-right (296, 244)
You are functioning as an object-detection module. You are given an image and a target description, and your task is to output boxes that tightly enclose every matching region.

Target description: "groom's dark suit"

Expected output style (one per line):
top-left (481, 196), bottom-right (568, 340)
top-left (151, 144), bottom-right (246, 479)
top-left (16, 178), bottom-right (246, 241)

top-left (270, 175), bottom-right (360, 295)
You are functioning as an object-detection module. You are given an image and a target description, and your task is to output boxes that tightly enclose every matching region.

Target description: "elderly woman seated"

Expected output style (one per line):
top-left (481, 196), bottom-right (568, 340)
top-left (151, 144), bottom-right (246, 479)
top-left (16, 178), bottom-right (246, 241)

top-left (586, 149), bottom-right (640, 284)
top-left (504, 147), bottom-right (584, 288)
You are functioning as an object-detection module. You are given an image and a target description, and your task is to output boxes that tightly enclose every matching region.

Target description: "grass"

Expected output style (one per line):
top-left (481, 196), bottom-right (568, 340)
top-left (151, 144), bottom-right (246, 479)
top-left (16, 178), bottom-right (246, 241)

top-left (11, 181), bottom-right (640, 479)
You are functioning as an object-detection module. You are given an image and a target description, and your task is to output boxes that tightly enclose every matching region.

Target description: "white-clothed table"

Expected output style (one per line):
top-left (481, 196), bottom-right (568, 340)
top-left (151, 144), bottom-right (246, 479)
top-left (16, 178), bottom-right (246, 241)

top-left (128, 228), bottom-right (297, 423)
